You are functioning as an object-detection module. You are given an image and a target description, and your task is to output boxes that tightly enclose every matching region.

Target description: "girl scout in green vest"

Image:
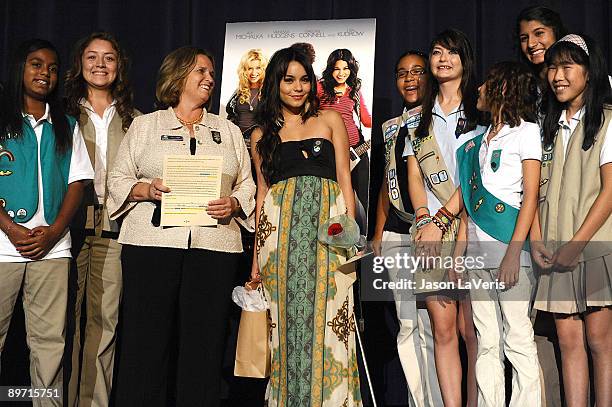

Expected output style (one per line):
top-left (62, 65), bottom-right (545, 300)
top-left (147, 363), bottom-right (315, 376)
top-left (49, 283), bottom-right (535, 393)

top-left (447, 61), bottom-right (543, 406)
top-left (64, 32), bottom-right (139, 407)
top-left (406, 29), bottom-right (482, 407)
top-left (0, 39), bottom-right (93, 400)
top-left (531, 34), bottom-right (612, 407)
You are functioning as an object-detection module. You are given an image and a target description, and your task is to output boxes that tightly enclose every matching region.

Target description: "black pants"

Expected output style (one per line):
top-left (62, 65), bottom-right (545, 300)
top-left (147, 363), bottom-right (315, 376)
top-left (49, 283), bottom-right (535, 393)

top-left (112, 245), bottom-right (239, 407)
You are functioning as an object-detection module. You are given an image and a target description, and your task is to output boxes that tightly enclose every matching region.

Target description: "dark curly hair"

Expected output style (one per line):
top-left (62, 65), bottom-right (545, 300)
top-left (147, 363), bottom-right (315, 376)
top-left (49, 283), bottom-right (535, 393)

top-left (255, 47), bottom-right (319, 185)
top-left (320, 49), bottom-right (361, 106)
top-left (542, 34), bottom-right (612, 151)
top-left (64, 32), bottom-right (136, 131)
top-left (0, 39), bottom-right (71, 153)
top-left (481, 61), bottom-right (538, 127)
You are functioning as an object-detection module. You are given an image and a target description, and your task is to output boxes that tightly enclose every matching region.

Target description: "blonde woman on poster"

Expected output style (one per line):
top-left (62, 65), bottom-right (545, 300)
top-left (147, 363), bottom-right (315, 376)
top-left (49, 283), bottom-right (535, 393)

top-left (250, 47), bottom-right (362, 406)
top-left (226, 48), bottom-right (268, 152)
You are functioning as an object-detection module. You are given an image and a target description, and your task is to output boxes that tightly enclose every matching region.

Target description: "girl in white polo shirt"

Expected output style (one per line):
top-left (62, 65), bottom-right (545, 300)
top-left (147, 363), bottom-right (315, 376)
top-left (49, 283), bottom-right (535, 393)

top-left (531, 34), bottom-right (612, 407)
top-left (0, 38), bottom-right (93, 401)
top-left (445, 61), bottom-right (543, 406)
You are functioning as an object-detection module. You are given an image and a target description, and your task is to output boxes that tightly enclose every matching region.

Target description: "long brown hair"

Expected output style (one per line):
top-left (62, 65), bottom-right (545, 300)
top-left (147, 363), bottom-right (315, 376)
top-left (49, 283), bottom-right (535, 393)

top-left (64, 32), bottom-right (136, 131)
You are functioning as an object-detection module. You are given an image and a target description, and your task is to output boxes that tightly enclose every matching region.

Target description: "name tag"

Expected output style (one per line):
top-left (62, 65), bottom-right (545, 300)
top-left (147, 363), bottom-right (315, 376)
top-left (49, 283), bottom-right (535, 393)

top-left (161, 135), bottom-right (183, 141)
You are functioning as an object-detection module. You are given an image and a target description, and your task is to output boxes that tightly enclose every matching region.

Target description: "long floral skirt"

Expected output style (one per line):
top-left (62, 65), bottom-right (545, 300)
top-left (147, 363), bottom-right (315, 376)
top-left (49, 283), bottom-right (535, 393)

top-left (257, 176), bottom-right (362, 407)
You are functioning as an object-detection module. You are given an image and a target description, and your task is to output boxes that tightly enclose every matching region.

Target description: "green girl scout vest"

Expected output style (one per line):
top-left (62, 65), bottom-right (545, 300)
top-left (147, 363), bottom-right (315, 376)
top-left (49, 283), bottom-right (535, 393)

top-left (457, 132), bottom-right (528, 250)
top-left (539, 106), bottom-right (612, 260)
top-left (382, 106), bottom-right (421, 223)
top-left (0, 116), bottom-right (75, 225)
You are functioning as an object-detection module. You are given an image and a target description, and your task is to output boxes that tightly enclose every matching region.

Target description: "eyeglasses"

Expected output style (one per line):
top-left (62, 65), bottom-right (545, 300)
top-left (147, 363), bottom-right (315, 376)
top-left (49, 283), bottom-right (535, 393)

top-left (396, 68), bottom-right (426, 79)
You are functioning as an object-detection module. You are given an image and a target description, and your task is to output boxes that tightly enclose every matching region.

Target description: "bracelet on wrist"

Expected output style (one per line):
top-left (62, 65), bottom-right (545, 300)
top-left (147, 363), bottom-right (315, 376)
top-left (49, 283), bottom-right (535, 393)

top-left (416, 216), bottom-right (432, 230)
top-left (414, 206), bottom-right (430, 216)
top-left (431, 215), bottom-right (449, 234)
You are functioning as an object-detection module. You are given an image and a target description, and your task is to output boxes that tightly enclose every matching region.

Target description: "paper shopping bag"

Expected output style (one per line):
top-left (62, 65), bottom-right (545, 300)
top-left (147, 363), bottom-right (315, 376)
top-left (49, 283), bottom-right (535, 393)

top-left (234, 309), bottom-right (270, 378)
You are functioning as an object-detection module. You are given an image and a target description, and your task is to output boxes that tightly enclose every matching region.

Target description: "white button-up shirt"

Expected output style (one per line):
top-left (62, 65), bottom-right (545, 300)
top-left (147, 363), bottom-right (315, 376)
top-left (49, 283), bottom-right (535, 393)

top-left (80, 99), bottom-right (117, 203)
top-left (404, 100), bottom-right (485, 214)
top-left (466, 120), bottom-right (542, 268)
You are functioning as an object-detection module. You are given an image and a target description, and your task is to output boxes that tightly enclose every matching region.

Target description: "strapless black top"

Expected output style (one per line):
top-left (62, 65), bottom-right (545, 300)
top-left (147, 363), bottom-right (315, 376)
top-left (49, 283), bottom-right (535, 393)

top-left (271, 138), bottom-right (336, 184)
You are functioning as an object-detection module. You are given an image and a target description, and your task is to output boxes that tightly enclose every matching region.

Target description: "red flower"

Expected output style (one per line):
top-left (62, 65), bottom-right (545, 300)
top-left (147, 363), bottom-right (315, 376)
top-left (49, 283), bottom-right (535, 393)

top-left (327, 222), bottom-right (343, 236)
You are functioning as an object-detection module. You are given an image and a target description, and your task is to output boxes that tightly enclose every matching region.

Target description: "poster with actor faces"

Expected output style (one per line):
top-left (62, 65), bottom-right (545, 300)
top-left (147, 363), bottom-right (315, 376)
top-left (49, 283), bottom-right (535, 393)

top-left (220, 18), bottom-right (376, 233)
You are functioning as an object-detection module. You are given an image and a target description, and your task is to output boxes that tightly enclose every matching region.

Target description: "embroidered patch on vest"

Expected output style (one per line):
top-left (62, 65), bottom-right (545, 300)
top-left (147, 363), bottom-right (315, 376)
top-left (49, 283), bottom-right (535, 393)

top-left (429, 170), bottom-right (449, 185)
top-left (0, 144), bottom-right (15, 176)
top-left (16, 208), bottom-right (27, 219)
top-left (491, 149), bottom-right (502, 172)
top-left (464, 140), bottom-right (476, 152)
top-left (384, 124), bottom-right (398, 140)
top-left (495, 203), bottom-right (505, 213)
top-left (474, 197), bottom-right (484, 211)
top-left (0, 198), bottom-right (5, 207)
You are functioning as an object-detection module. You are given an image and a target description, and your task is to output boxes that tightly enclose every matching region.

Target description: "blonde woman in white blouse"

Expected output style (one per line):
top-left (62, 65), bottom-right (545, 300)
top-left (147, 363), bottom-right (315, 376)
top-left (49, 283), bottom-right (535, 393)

top-left (107, 46), bottom-right (255, 407)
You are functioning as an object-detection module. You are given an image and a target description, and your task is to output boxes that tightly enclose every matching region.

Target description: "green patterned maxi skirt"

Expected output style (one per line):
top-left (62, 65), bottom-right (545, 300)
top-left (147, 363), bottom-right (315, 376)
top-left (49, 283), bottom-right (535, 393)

top-left (257, 176), bottom-right (362, 407)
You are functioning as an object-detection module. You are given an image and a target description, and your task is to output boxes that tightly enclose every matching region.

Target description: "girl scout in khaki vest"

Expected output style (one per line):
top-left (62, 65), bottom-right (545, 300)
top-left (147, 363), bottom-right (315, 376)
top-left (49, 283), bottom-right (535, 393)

top-left (405, 29), bottom-right (483, 407)
top-left (372, 50), bottom-right (442, 407)
top-left (64, 32), bottom-right (139, 407)
top-left (530, 34), bottom-right (612, 407)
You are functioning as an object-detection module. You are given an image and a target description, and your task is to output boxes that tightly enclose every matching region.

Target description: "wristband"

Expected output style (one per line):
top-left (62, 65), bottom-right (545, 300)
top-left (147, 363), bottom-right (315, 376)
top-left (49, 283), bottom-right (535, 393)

top-left (414, 206), bottom-right (430, 215)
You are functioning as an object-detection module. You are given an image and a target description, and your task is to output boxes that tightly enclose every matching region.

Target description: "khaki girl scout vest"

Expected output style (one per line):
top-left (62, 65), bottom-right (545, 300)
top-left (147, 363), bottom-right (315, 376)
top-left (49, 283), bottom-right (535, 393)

top-left (539, 106), bottom-right (612, 260)
top-left (382, 106), bottom-right (421, 223)
top-left (75, 108), bottom-right (138, 235)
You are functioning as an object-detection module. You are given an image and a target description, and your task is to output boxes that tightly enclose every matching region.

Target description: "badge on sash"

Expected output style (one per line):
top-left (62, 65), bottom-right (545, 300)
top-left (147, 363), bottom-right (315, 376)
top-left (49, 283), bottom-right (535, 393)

top-left (211, 131), bottom-right (222, 144)
top-left (490, 149), bottom-right (502, 172)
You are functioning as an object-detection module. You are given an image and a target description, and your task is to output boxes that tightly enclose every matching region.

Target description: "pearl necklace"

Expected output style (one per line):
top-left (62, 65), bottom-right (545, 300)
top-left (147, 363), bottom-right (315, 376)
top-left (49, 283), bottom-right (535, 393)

top-left (176, 109), bottom-right (204, 126)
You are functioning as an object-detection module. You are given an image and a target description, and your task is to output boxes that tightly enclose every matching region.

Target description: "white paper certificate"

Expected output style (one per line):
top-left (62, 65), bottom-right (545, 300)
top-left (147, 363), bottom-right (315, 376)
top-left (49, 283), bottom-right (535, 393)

top-left (160, 155), bottom-right (223, 227)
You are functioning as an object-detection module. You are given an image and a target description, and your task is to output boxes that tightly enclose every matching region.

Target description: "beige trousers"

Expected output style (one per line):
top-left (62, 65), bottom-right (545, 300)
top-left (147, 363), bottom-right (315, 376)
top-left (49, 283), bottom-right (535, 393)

top-left (68, 235), bottom-right (121, 407)
top-left (0, 258), bottom-right (69, 407)
top-left (382, 231), bottom-right (443, 407)
top-left (470, 267), bottom-right (541, 407)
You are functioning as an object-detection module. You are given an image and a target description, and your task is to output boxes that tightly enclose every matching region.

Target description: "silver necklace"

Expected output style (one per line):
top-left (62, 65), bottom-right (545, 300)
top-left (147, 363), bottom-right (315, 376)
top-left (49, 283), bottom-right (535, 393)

top-left (248, 88), bottom-right (260, 111)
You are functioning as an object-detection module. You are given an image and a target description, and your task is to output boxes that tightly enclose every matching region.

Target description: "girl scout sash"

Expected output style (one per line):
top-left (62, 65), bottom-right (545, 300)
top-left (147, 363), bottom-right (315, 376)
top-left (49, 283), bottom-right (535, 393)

top-left (407, 123), bottom-right (460, 240)
top-left (456, 132), bottom-right (528, 250)
top-left (382, 106), bottom-right (421, 223)
top-left (407, 123), bottom-right (461, 293)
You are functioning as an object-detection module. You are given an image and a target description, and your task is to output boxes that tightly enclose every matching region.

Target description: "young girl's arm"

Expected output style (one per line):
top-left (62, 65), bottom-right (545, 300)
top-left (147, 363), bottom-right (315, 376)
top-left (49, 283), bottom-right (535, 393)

top-left (551, 163), bottom-right (612, 271)
top-left (16, 180), bottom-right (87, 260)
top-left (0, 207), bottom-right (30, 247)
top-left (498, 159), bottom-right (541, 287)
top-left (530, 207), bottom-right (553, 269)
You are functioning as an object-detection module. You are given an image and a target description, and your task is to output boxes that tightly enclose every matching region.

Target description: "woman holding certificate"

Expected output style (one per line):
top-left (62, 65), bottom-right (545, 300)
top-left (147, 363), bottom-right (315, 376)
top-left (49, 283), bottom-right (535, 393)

top-left (107, 46), bottom-right (255, 407)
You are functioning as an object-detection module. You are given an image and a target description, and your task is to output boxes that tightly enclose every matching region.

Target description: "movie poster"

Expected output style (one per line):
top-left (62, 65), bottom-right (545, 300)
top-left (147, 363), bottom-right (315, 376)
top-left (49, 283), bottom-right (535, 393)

top-left (220, 18), bottom-right (376, 233)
